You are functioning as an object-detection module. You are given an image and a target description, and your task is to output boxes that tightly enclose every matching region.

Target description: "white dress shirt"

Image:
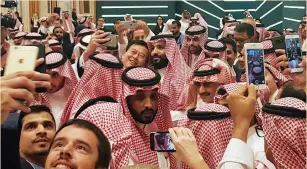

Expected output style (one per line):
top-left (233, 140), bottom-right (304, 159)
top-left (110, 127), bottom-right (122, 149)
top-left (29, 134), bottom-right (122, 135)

top-left (218, 138), bottom-right (255, 169)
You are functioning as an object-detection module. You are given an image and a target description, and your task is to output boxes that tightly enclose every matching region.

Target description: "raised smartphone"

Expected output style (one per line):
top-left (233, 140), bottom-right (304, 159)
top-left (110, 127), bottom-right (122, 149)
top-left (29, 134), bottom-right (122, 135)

top-left (285, 35), bottom-right (303, 73)
top-left (150, 132), bottom-right (176, 152)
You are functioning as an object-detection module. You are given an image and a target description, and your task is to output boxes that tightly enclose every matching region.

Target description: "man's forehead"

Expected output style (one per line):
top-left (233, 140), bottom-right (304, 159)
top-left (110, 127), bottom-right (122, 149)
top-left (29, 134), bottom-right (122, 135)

top-left (153, 39), bottom-right (166, 46)
top-left (54, 125), bottom-right (97, 145)
top-left (22, 112), bottom-right (54, 125)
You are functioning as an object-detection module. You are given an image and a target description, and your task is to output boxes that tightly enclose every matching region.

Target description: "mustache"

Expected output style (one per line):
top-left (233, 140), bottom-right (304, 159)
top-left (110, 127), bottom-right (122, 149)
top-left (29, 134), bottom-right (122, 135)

top-left (33, 137), bottom-right (51, 143)
top-left (199, 92), bottom-right (210, 96)
top-left (141, 108), bottom-right (155, 115)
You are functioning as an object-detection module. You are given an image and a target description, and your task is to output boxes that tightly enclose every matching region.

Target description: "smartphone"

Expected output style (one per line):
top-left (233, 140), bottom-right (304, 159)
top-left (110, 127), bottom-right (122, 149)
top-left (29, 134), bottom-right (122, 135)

top-left (244, 43), bottom-right (266, 90)
top-left (285, 35), bottom-right (304, 73)
top-left (25, 44), bottom-right (47, 93)
top-left (101, 34), bottom-right (118, 50)
top-left (150, 132), bottom-right (176, 152)
top-left (4, 46), bottom-right (39, 76)
top-left (121, 20), bottom-right (137, 29)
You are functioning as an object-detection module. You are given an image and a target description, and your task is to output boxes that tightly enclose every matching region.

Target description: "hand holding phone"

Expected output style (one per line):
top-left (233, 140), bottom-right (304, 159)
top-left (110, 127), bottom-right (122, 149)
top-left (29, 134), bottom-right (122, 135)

top-left (101, 34), bottom-right (118, 50)
top-left (150, 132), bottom-right (176, 152)
top-left (244, 43), bottom-right (266, 90)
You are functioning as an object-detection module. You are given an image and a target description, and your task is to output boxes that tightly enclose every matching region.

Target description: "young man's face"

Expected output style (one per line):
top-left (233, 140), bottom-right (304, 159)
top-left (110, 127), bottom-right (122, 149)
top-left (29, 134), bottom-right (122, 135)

top-left (133, 29), bottom-right (146, 40)
top-left (194, 81), bottom-right (222, 103)
top-left (122, 44), bottom-right (148, 68)
top-left (234, 31), bottom-right (250, 53)
top-left (20, 112), bottom-right (56, 158)
top-left (97, 18), bottom-right (104, 27)
top-left (225, 44), bottom-right (236, 67)
top-left (64, 13), bottom-right (69, 19)
top-left (54, 28), bottom-right (64, 40)
top-left (127, 89), bottom-right (159, 124)
top-left (45, 125), bottom-right (100, 169)
top-left (187, 36), bottom-right (202, 55)
top-left (47, 70), bottom-right (65, 93)
top-left (150, 40), bottom-right (168, 69)
top-left (170, 24), bottom-right (180, 36)
top-left (183, 11), bottom-right (191, 20)
top-left (53, 20), bottom-right (62, 27)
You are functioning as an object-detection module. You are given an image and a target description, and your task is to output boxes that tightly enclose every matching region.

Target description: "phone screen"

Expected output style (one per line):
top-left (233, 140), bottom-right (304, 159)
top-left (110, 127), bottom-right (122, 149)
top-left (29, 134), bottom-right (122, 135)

top-left (150, 132), bottom-right (176, 152)
top-left (246, 49), bottom-right (265, 85)
top-left (285, 37), bottom-right (302, 69)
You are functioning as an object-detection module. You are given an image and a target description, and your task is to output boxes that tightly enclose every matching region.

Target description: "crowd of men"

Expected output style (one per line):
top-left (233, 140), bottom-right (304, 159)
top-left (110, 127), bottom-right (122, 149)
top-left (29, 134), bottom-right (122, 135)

top-left (1, 7), bottom-right (306, 169)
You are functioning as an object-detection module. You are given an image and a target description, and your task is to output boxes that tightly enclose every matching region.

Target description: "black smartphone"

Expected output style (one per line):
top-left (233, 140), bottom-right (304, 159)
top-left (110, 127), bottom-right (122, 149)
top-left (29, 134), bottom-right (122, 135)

top-left (271, 35), bottom-right (285, 51)
top-left (150, 132), bottom-right (176, 152)
top-left (25, 44), bottom-right (47, 93)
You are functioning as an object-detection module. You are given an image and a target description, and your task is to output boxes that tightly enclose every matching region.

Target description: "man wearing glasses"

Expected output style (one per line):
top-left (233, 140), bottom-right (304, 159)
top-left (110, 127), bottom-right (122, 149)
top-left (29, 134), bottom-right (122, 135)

top-left (233, 23), bottom-right (258, 82)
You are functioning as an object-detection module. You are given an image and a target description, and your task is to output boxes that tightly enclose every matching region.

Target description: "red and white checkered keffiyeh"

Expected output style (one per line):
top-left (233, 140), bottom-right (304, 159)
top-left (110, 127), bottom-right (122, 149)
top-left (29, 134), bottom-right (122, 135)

top-left (48, 39), bottom-right (63, 52)
top-left (120, 67), bottom-right (176, 168)
top-left (13, 32), bottom-right (27, 45)
top-left (178, 102), bottom-right (233, 169)
top-left (21, 32), bottom-right (46, 45)
top-left (264, 30), bottom-right (281, 40)
top-left (262, 97), bottom-right (306, 169)
top-left (193, 13), bottom-right (208, 29)
top-left (213, 82), bottom-right (270, 125)
top-left (32, 52), bottom-right (78, 108)
top-left (79, 17), bottom-right (96, 30)
top-left (265, 63), bottom-right (290, 88)
top-left (148, 35), bottom-right (191, 110)
top-left (177, 58), bottom-right (234, 110)
top-left (298, 21), bottom-right (306, 48)
top-left (61, 11), bottom-right (75, 35)
top-left (256, 26), bottom-right (268, 42)
top-left (76, 100), bottom-right (132, 169)
top-left (180, 25), bottom-right (208, 67)
top-left (221, 20), bottom-right (239, 38)
top-left (60, 53), bottom-right (124, 125)
top-left (202, 40), bottom-right (227, 62)
top-left (261, 40), bottom-right (279, 67)
top-left (75, 28), bottom-right (94, 44)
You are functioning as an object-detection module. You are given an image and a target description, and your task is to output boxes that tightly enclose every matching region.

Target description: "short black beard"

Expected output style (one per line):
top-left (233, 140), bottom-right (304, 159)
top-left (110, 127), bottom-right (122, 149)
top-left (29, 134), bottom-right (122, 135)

top-left (152, 56), bottom-right (169, 70)
top-left (126, 97), bottom-right (158, 124)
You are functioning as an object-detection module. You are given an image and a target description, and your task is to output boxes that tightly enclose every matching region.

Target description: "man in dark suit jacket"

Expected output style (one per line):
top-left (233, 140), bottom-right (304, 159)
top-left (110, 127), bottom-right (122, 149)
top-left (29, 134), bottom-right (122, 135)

top-left (18, 105), bottom-right (56, 169)
top-left (53, 26), bottom-right (74, 59)
top-left (96, 17), bottom-right (111, 32)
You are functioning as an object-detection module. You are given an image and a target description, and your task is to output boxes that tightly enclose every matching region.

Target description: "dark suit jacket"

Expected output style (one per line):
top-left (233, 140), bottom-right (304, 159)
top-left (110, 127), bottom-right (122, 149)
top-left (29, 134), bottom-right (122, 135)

top-left (152, 25), bottom-right (164, 35)
top-left (20, 157), bottom-right (35, 169)
top-left (233, 63), bottom-right (245, 82)
top-left (97, 27), bottom-right (111, 33)
top-left (62, 32), bottom-right (74, 59)
top-left (1, 113), bottom-right (21, 169)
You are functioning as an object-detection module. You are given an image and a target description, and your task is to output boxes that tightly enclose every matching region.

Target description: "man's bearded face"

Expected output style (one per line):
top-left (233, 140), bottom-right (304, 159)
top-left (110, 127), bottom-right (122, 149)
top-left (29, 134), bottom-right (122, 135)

top-left (64, 13), bottom-right (69, 19)
top-left (302, 24), bottom-right (306, 39)
top-left (183, 11), bottom-right (191, 20)
top-left (150, 40), bottom-right (168, 69)
top-left (187, 36), bottom-right (202, 55)
top-left (127, 89), bottom-right (159, 124)
top-left (54, 28), bottom-right (64, 41)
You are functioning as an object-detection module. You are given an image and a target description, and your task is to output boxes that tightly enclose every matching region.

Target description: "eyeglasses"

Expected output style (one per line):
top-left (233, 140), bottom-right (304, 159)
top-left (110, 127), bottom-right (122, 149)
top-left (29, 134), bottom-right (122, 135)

top-left (255, 125), bottom-right (264, 137)
top-left (234, 37), bottom-right (252, 45)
